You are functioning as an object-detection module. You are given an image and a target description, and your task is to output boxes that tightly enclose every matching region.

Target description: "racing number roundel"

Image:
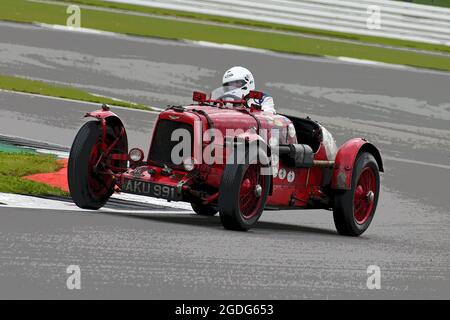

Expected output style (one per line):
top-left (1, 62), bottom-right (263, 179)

top-left (278, 168), bottom-right (287, 180)
top-left (287, 171), bottom-right (295, 183)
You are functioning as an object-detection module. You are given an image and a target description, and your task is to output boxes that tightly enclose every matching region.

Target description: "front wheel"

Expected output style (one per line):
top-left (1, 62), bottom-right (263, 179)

top-left (219, 149), bottom-right (270, 231)
top-left (333, 152), bottom-right (380, 236)
top-left (68, 121), bottom-right (126, 210)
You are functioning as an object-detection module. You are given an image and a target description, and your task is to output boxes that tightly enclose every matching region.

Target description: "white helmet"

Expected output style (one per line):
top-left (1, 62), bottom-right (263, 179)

top-left (222, 66), bottom-right (255, 97)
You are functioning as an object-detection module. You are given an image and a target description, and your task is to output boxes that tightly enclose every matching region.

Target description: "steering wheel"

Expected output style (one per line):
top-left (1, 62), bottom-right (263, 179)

top-left (217, 94), bottom-right (240, 101)
top-left (216, 94), bottom-right (248, 107)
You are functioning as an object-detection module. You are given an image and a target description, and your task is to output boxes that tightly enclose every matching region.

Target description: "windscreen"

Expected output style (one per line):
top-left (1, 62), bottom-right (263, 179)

top-left (210, 86), bottom-right (245, 101)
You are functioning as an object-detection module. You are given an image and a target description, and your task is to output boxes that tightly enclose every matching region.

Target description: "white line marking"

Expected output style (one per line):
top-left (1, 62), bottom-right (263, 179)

top-left (1, 204), bottom-right (190, 215)
top-left (0, 193), bottom-right (84, 211)
top-left (190, 40), bottom-right (271, 54)
top-left (34, 22), bottom-right (122, 37)
top-left (336, 56), bottom-right (407, 69)
top-left (0, 192), bottom-right (191, 214)
top-left (33, 148), bottom-right (70, 159)
top-left (0, 89), bottom-right (161, 114)
top-left (112, 193), bottom-right (193, 210)
top-left (384, 155), bottom-right (450, 171)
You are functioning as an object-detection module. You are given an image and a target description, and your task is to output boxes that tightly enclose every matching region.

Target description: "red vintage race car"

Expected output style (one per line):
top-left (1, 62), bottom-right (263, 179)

top-left (68, 89), bottom-right (383, 236)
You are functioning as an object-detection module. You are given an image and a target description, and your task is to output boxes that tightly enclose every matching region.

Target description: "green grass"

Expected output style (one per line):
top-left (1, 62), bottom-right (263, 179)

top-left (1, 0), bottom-right (450, 72)
top-left (0, 152), bottom-right (67, 196)
top-left (0, 74), bottom-right (150, 110)
top-left (394, 0), bottom-right (450, 8)
top-left (58, 0), bottom-right (450, 54)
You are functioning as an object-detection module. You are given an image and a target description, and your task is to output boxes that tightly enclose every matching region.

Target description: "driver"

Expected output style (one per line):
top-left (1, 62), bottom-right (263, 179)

top-left (222, 66), bottom-right (276, 114)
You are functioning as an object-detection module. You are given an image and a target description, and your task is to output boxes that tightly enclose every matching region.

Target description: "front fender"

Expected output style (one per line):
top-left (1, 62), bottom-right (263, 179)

top-left (234, 131), bottom-right (265, 143)
top-left (85, 106), bottom-right (128, 151)
top-left (232, 132), bottom-right (273, 195)
top-left (85, 108), bottom-right (124, 128)
top-left (233, 131), bottom-right (272, 159)
top-left (331, 138), bottom-right (383, 190)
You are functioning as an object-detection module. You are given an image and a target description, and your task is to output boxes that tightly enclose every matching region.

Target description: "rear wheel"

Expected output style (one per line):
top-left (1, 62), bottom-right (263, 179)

top-left (68, 121), bottom-right (126, 209)
top-left (219, 148), bottom-right (270, 231)
top-left (333, 152), bottom-right (380, 236)
top-left (191, 202), bottom-right (218, 216)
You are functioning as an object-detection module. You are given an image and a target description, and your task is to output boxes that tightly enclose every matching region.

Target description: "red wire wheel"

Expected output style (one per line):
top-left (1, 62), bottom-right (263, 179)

top-left (68, 121), bottom-right (127, 209)
top-left (87, 138), bottom-right (114, 199)
top-left (353, 167), bottom-right (377, 225)
top-left (219, 147), bottom-right (270, 231)
top-left (333, 152), bottom-right (380, 236)
top-left (239, 164), bottom-right (266, 220)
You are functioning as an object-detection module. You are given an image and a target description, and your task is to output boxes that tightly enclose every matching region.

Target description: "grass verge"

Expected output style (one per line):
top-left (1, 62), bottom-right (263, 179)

top-left (0, 74), bottom-right (150, 110)
top-left (1, 0), bottom-right (449, 72)
top-left (393, 0), bottom-right (450, 8)
top-left (59, 0), bottom-right (450, 54)
top-left (0, 152), bottom-right (67, 196)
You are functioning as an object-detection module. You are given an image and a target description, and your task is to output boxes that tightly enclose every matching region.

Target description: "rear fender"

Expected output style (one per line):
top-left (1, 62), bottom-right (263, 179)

top-left (331, 138), bottom-right (383, 190)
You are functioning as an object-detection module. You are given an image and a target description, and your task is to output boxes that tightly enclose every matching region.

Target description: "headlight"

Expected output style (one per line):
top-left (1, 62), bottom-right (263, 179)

top-left (129, 148), bottom-right (144, 162)
top-left (183, 157), bottom-right (195, 171)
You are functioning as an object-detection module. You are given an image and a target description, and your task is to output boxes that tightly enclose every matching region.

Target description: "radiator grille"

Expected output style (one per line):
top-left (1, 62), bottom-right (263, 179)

top-left (149, 119), bottom-right (193, 167)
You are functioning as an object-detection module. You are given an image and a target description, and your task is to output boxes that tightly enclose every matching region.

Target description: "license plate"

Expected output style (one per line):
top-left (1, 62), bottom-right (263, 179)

top-left (121, 178), bottom-right (181, 201)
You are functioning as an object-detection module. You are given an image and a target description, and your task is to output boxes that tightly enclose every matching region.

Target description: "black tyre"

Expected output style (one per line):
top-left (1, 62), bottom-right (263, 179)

top-left (191, 202), bottom-right (218, 216)
top-left (219, 147), bottom-right (270, 231)
top-left (68, 121), bottom-right (126, 209)
top-left (333, 152), bottom-right (380, 236)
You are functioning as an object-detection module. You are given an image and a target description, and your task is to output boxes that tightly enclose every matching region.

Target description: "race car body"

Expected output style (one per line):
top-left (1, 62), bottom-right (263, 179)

top-left (68, 89), bottom-right (383, 236)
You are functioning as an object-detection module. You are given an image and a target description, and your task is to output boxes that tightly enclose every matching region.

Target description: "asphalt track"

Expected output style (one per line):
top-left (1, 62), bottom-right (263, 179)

top-left (0, 22), bottom-right (449, 299)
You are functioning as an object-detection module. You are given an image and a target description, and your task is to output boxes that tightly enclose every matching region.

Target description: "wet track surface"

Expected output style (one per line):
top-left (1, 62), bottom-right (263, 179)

top-left (0, 22), bottom-right (449, 299)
